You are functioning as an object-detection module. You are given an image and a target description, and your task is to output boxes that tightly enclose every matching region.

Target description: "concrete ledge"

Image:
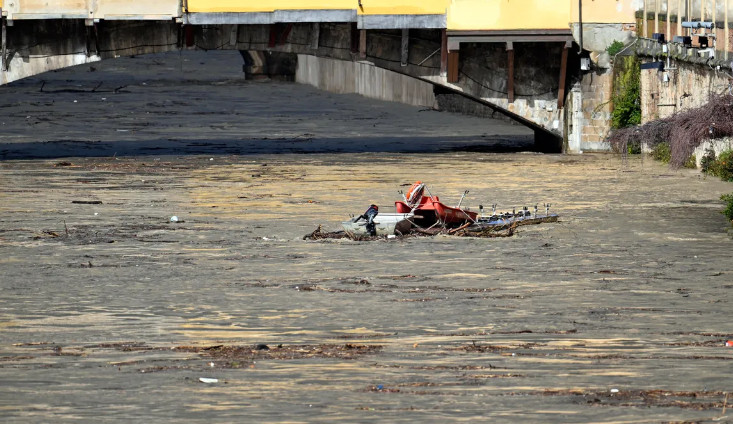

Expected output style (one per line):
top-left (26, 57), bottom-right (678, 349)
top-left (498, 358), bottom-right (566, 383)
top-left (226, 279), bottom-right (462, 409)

top-left (7, 13), bottom-right (89, 20)
top-left (97, 15), bottom-right (178, 21)
top-left (358, 14), bottom-right (446, 29)
top-left (186, 10), bottom-right (357, 25)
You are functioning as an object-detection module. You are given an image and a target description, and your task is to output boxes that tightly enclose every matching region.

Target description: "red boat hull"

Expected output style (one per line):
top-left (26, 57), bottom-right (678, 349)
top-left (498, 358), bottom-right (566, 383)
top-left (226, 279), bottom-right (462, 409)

top-left (395, 195), bottom-right (477, 227)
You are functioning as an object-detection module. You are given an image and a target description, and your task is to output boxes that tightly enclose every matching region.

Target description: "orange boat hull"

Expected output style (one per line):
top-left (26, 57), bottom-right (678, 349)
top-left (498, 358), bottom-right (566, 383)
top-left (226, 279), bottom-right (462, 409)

top-left (395, 195), bottom-right (476, 227)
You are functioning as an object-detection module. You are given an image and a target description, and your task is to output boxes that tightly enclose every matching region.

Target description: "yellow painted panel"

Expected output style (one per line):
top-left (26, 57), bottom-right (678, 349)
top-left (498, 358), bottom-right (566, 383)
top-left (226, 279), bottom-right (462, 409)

top-left (355, 0), bottom-right (449, 15)
top-left (570, 0), bottom-right (637, 23)
top-left (447, 0), bottom-right (572, 30)
top-left (186, 0), bottom-right (449, 15)
top-left (186, 0), bottom-right (353, 13)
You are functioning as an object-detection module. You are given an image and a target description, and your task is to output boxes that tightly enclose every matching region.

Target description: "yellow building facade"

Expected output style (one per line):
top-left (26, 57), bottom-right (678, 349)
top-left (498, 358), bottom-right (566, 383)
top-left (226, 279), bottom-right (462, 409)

top-left (1, 0), bottom-right (640, 30)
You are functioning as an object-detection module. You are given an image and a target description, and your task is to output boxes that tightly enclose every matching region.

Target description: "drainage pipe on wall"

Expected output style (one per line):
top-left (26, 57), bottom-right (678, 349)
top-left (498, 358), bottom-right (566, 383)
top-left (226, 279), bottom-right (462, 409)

top-left (578, 0), bottom-right (583, 52)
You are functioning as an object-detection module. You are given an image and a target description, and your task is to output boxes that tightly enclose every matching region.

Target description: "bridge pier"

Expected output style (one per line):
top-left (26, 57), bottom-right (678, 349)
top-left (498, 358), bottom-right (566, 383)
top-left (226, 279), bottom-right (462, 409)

top-left (239, 50), bottom-right (296, 80)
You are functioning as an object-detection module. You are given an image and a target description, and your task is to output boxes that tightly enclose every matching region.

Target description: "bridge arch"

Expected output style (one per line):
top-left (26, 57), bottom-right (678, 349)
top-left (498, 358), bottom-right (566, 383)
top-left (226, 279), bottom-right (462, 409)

top-left (2, 19), bottom-right (575, 152)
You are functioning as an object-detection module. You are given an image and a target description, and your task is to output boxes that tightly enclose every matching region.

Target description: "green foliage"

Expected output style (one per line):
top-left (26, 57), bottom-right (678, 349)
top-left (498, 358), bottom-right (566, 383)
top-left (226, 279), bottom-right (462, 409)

top-left (705, 149), bottom-right (733, 182)
top-left (611, 56), bottom-right (641, 131)
top-left (684, 154), bottom-right (697, 169)
top-left (606, 40), bottom-right (626, 57)
top-left (652, 142), bottom-right (696, 167)
top-left (721, 193), bottom-right (733, 223)
top-left (651, 142), bottom-right (671, 163)
top-left (627, 141), bottom-right (641, 154)
top-left (700, 148), bottom-right (716, 174)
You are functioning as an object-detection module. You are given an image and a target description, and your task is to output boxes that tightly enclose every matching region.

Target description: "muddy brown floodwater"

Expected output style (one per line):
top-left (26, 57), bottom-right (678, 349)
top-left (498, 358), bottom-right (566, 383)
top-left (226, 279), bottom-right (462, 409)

top-left (1, 51), bottom-right (733, 423)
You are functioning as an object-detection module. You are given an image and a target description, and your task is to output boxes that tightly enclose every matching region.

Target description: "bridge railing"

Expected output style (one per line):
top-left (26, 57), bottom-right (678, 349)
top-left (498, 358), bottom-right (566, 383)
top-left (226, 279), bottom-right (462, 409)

top-left (636, 0), bottom-right (733, 56)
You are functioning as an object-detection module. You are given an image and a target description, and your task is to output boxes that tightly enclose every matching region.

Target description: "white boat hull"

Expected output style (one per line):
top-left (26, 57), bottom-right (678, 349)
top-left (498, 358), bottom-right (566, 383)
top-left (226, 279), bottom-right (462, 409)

top-left (341, 213), bottom-right (414, 237)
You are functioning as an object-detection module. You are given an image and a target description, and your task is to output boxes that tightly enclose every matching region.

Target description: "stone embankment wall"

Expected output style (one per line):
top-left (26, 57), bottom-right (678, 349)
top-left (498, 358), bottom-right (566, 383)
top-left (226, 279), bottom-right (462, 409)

top-left (295, 54), bottom-right (436, 108)
top-left (566, 70), bottom-right (615, 152)
top-left (639, 40), bottom-right (733, 163)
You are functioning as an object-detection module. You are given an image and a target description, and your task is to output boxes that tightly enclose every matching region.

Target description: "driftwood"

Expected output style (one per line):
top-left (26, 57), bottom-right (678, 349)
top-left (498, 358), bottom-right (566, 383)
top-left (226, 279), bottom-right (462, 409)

top-left (304, 222), bottom-right (518, 241)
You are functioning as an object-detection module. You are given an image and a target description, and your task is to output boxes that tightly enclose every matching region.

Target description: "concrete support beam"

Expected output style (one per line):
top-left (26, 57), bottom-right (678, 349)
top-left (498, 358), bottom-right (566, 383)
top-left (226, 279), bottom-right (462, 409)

top-left (186, 10), bottom-right (356, 25)
top-left (359, 29), bottom-right (366, 59)
top-left (557, 40), bottom-right (571, 109)
top-left (447, 50), bottom-right (459, 83)
top-left (350, 23), bottom-right (359, 53)
top-left (401, 29), bottom-right (409, 67)
top-left (2, 19), bottom-right (6, 72)
top-left (310, 23), bottom-right (319, 50)
top-left (440, 28), bottom-right (447, 78)
top-left (506, 41), bottom-right (514, 103)
top-left (268, 23), bottom-right (293, 48)
top-left (357, 14), bottom-right (445, 30)
top-left (447, 30), bottom-right (573, 51)
top-left (229, 25), bottom-right (238, 47)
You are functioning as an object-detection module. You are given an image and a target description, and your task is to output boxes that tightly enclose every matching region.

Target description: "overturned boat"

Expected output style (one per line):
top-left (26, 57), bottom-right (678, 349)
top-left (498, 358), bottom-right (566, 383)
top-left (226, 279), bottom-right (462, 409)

top-left (394, 181), bottom-right (477, 227)
top-left (341, 212), bottom-right (414, 237)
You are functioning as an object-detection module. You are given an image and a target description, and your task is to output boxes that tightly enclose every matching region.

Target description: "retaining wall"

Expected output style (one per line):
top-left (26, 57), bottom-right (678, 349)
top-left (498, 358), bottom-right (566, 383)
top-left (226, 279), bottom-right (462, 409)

top-left (295, 54), bottom-right (435, 107)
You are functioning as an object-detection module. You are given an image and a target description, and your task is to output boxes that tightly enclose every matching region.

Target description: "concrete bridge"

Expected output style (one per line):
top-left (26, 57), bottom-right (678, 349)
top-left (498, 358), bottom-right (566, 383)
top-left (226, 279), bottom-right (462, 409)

top-left (0, 1), bottom-right (642, 152)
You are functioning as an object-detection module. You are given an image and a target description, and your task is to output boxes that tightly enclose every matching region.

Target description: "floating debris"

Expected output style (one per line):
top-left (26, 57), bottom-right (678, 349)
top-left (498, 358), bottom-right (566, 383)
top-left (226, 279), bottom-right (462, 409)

top-left (324, 182), bottom-right (558, 240)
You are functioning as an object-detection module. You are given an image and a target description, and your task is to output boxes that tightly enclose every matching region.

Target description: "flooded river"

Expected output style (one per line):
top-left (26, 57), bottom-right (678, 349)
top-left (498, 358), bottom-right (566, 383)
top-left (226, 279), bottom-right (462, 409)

top-left (1, 51), bottom-right (732, 423)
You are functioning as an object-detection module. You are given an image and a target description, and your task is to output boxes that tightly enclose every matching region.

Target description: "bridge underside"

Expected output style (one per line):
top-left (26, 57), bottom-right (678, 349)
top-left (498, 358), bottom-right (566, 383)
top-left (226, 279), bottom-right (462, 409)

top-left (1, 19), bottom-right (577, 152)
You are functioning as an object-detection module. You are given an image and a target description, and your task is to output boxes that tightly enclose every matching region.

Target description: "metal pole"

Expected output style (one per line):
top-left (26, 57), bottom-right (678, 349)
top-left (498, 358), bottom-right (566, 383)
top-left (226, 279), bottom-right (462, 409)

top-left (678, 0), bottom-right (683, 35)
top-left (726, 0), bottom-right (729, 59)
top-left (702, 0), bottom-right (706, 22)
top-left (578, 0), bottom-right (583, 52)
top-left (656, 0), bottom-right (660, 33)
top-left (644, 0), bottom-right (648, 37)
top-left (713, 0), bottom-right (717, 43)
